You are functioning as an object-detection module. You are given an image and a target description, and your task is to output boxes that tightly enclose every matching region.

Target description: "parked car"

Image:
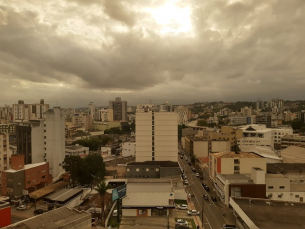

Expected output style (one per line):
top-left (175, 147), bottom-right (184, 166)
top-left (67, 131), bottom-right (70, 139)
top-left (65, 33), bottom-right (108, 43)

top-left (191, 167), bottom-right (196, 172)
top-left (17, 205), bottom-right (27, 211)
top-left (180, 155), bottom-right (183, 159)
top-left (176, 219), bottom-right (189, 226)
top-left (184, 180), bottom-right (189, 185)
top-left (204, 195), bottom-right (209, 200)
top-left (177, 204), bottom-right (188, 210)
top-left (195, 173), bottom-right (200, 177)
top-left (187, 209), bottom-right (200, 216)
top-left (188, 162), bottom-right (192, 166)
top-left (202, 183), bottom-right (210, 191)
top-left (222, 224), bottom-right (237, 229)
top-left (211, 196), bottom-right (217, 202)
top-left (33, 209), bottom-right (44, 215)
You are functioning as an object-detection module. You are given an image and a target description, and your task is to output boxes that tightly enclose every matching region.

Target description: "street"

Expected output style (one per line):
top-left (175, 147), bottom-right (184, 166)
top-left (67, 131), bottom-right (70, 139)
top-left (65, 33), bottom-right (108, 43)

top-left (178, 148), bottom-right (231, 229)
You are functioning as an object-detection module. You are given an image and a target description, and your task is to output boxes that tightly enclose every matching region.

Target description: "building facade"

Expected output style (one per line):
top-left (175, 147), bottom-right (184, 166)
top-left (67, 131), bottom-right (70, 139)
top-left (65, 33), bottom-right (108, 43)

top-left (109, 97), bottom-right (127, 122)
top-left (136, 112), bottom-right (178, 162)
top-left (12, 99), bottom-right (49, 122)
top-left (0, 133), bottom-right (9, 187)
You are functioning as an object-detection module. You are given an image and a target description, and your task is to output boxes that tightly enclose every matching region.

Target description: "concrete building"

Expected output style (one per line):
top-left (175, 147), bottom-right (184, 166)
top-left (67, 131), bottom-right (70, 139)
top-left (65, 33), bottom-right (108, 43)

top-left (136, 104), bottom-right (155, 113)
top-left (65, 145), bottom-right (89, 157)
top-left (230, 197), bottom-right (305, 229)
top-left (88, 102), bottom-right (97, 120)
top-left (237, 137), bottom-right (274, 149)
top-left (159, 101), bottom-right (173, 112)
top-left (184, 136), bottom-right (230, 159)
top-left (109, 97), bottom-right (127, 121)
top-left (136, 112), bottom-right (178, 162)
top-left (44, 107), bottom-right (66, 180)
top-left (2, 155), bottom-right (51, 199)
top-left (174, 106), bottom-right (189, 125)
top-left (239, 124), bottom-right (293, 145)
top-left (4, 206), bottom-right (91, 229)
top-left (122, 179), bottom-right (175, 217)
top-left (266, 163), bottom-right (305, 202)
top-left (281, 135), bottom-right (305, 149)
top-left (122, 142), bottom-right (136, 157)
top-left (215, 167), bottom-right (266, 206)
top-left (0, 105), bottom-right (12, 123)
top-left (12, 99), bottom-right (49, 122)
top-left (72, 112), bottom-right (92, 130)
top-left (229, 116), bottom-right (247, 125)
top-left (0, 133), bottom-right (10, 187)
top-left (98, 107), bottom-right (108, 121)
top-left (241, 107), bottom-right (252, 116)
top-left (209, 126), bottom-right (243, 150)
top-left (209, 152), bottom-right (267, 182)
top-left (256, 115), bottom-right (272, 128)
top-left (0, 124), bottom-right (16, 134)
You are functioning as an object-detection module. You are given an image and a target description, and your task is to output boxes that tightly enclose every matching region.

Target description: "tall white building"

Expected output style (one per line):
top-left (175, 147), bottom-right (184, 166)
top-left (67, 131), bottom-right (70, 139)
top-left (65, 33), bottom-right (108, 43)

top-left (13, 99), bottom-right (49, 122)
top-left (136, 111), bottom-right (178, 162)
top-left (174, 106), bottom-right (189, 125)
top-left (44, 107), bottom-right (65, 180)
top-left (0, 133), bottom-right (10, 186)
top-left (98, 108), bottom-right (108, 121)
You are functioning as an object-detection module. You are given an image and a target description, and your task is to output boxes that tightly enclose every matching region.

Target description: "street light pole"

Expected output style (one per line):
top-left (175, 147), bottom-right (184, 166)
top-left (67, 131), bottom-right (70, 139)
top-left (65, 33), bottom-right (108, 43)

top-left (201, 195), bottom-right (204, 228)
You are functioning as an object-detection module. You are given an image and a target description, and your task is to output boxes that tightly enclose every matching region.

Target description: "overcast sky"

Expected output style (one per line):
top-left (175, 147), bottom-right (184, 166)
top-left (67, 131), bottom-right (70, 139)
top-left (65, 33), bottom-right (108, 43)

top-left (0, 0), bottom-right (304, 108)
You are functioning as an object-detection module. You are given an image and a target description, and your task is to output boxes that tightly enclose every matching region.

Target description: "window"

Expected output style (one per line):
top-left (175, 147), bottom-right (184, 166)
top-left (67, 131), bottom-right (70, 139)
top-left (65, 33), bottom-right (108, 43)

top-left (279, 186), bottom-right (285, 189)
top-left (127, 168), bottom-right (130, 172)
top-left (231, 187), bottom-right (241, 197)
top-left (146, 168), bottom-right (149, 171)
top-left (156, 168), bottom-right (159, 171)
top-left (136, 168), bottom-right (139, 172)
top-left (268, 186), bottom-right (274, 189)
top-left (234, 166), bottom-right (240, 171)
top-left (295, 195), bottom-right (300, 198)
top-left (234, 159), bottom-right (240, 164)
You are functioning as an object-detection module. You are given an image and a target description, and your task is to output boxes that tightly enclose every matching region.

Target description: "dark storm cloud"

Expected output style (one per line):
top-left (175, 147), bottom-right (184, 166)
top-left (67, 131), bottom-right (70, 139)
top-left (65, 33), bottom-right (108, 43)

top-left (0, 0), bottom-right (305, 107)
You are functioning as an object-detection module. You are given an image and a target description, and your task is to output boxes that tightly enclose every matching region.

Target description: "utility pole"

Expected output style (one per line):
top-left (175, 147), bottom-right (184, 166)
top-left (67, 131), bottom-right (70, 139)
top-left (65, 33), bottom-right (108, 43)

top-left (201, 195), bottom-right (204, 228)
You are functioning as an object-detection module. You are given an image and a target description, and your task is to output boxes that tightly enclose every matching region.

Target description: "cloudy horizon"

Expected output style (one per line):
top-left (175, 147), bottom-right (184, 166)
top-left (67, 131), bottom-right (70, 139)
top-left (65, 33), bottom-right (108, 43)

top-left (0, 0), bottom-right (304, 108)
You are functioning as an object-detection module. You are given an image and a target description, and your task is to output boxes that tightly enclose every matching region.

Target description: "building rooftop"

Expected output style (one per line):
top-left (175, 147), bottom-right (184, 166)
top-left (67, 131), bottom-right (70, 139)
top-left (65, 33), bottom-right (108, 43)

top-left (239, 146), bottom-right (281, 160)
top-left (44, 188), bottom-right (83, 204)
top-left (29, 181), bottom-right (69, 199)
top-left (282, 135), bottom-right (305, 141)
top-left (267, 163), bottom-right (305, 174)
top-left (218, 173), bottom-right (252, 181)
top-left (5, 207), bottom-right (90, 229)
top-left (212, 152), bottom-right (262, 159)
top-left (231, 197), bottom-right (305, 229)
top-left (24, 162), bottom-right (47, 170)
top-left (280, 146), bottom-right (305, 163)
top-left (127, 181), bottom-right (172, 193)
top-left (127, 161), bottom-right (179, 167)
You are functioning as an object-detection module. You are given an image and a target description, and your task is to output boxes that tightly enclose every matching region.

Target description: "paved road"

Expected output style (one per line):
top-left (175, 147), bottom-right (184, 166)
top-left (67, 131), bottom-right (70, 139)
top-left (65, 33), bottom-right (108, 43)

top-left (178, 151), bottom-right (228, 229)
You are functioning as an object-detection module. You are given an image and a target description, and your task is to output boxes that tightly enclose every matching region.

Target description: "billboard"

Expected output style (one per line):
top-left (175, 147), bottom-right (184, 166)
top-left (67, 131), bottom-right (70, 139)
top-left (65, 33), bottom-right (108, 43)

top-left (112, 184), bottom-right (126, 201)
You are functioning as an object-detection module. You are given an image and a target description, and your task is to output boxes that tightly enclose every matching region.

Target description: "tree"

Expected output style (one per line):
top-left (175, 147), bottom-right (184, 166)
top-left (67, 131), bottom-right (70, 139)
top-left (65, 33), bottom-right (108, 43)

top-left (62, 156), bottom-right (83, 186)
top-left (85, 153), bottom-right (106, 184)
top-left (95, 180), bottom-right (111, 226)
top-left (291, 119), bottom-right (305, 131)
top-left (197, 120), bottom-right (207, 126)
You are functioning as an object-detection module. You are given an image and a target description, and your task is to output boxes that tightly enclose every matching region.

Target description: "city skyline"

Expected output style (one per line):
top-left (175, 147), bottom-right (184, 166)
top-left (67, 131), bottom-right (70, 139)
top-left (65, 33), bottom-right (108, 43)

top-left (0, 0), bottom-right (304, 107)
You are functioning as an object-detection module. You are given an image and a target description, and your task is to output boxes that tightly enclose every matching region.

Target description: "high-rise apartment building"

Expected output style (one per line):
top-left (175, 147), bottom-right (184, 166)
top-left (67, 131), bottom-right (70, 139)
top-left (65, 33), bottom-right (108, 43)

top-left (12, 99), bottom-right (49, 122)
top-left (15, 107), bottom-right (65, 180)
top-left (109, 97), bottom-right (127, 121)
top-left (241, 107), bottom-right (252, 116)
top-left (0, 105), bottom-right (12, 124)
top-left (136, 111), bottom-right (178, 162)
top-left (174, 106), bottom-right (189, 125)
top-left (88, 102), bottom-right (97, 120)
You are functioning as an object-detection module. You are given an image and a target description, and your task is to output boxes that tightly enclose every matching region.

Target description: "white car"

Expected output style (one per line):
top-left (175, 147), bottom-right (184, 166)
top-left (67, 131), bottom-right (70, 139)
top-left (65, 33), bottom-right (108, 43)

top-left (176, 219), bottom-right (189, 226)
top-left (184, 180), bottom-right (189, 185)
top-left (195, 173), bottom-right (200, 177)
top-left (187, 209), bottom-right (200, 216)
top-left (177, 204), bottom-right (188, 210)
top-left (17, 205), bottom-right (27, 211)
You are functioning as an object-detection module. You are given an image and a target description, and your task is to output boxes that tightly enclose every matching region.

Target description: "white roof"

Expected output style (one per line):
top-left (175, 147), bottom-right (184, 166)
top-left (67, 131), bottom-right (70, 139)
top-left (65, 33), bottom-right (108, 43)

top-left (24, 162), bottom-right (47, 169)
top-left (280, 146), bottom-right (305, 163)
top-left (239, 146), bottom-right (281, 160)
top-left (127, 182), bottom-right (172, 193)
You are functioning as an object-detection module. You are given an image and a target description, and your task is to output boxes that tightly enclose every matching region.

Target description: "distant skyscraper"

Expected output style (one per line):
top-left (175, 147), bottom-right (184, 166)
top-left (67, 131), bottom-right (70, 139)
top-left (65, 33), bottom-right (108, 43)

top-left (256, 99), bottom-right (265, 110)
top-left (88, 102), bottom-right (96, 120)
top-left (241, 107), bottom-right (252, 116)
top-left (136, 110), bottom-right (178, 162)
top-left (109, 97), bottom-right (127, 121)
